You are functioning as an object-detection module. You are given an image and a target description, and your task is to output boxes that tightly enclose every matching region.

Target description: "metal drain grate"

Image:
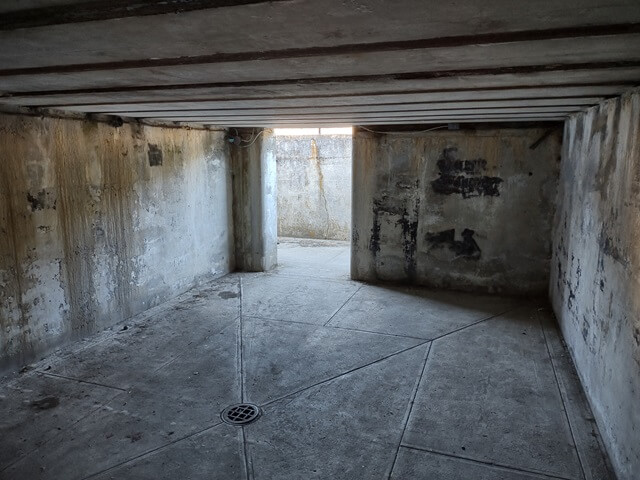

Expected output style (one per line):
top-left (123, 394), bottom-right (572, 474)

top-left (221, 403), bottom-right (261, 425)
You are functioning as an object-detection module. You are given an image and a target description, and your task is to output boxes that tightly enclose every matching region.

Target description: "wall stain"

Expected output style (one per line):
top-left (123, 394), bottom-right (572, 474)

top-left (218, 291), bottom-right (238, 299)
top-left (426, 228), bottom-right (481, 259)
top-left (633, 326), bottom-right (640, 347)
top-left (147, 143), bottom-right (163, 166)
top-left (396, 199), bottom-right (420, 280)
top-left (30, 396), bottom-right (60, 410)
top-left (370, 192), bottom-right (420, 280)
top-left (310, 139), bottom-right (330, 238)
top-left (26, 189), bottom-right (57, 211)
top-left (369, 198), bottom-right (383, 255)
top-left (599, 230), bottom-right (628, 267)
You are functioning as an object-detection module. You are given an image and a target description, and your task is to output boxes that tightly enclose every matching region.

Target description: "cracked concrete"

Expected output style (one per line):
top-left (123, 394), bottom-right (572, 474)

top-left (0, 239), bottom-right (613, 479)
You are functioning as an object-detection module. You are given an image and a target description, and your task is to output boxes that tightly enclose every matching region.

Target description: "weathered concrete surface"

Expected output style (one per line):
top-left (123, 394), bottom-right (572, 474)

top-left (550, 88), bottom-right (640, 480)
top-left (1, 1), bottom-right (640, 127)
top-left (231, 129), bottom-right (277, 272)
top-left (0, 113), bottom-right (234, 370)
top-left (276, 134), bottom-right (351, 240)
top-left (351, 127), bottom-right (561, 294)
top-left (1, 242), bottom-right (611, 479)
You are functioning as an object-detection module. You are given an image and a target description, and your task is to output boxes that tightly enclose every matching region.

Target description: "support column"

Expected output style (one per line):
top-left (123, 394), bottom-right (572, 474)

top-left (351, 127), bottom-right (379, 281)
top-left (231, 128), bottom-right (277, 272)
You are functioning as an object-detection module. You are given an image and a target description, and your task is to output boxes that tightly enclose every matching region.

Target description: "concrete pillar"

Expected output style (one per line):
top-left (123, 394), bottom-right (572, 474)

top-left (231, 128), bottom-right (278, 272)
top-left (351, 128), bottom-right (379, 281)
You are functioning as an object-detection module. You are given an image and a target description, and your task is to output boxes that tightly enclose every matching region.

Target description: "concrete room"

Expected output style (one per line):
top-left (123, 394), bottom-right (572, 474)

top-left (0, 1), bottom-right (639, 479)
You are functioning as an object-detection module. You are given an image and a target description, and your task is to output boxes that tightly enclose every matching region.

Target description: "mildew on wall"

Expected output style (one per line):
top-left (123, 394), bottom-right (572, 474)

top-left (0, 113), bottom-right (234, 369)
top-left (351, 126), bottom-right (561, 294)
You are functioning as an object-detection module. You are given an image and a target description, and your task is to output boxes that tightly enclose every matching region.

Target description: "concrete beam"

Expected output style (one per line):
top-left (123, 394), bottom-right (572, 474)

top-left (96, 99), bottom-right (604, 117)
top-left (2, 24), bottom-right (638, 78)
top-left (0, 0), bottom-right (286, 30)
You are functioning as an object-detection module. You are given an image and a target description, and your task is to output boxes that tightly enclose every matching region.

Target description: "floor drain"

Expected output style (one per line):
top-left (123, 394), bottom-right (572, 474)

top-left (221, 403), bottom-right (261, 426)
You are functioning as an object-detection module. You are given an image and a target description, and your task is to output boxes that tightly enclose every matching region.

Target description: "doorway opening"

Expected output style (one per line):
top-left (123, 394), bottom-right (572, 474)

top-left (273, 127), bottom-right (353, 279)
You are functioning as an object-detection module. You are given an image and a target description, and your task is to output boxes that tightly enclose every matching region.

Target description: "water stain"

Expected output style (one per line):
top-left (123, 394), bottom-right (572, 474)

top-left (30, 396), bottom-right (60, 410)
top-left (218, 291), bottom-right (238, 299)
top-left (26, 189), bottom-right (56, 211)
top-left (147, 144), bottom-right (163, 166)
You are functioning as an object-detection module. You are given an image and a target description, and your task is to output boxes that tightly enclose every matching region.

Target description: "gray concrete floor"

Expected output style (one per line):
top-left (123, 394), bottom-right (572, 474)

top-left (0, 238), bottom-right (613, 480)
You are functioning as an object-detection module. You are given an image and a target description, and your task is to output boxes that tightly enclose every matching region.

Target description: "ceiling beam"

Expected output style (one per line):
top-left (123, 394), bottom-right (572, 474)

top-left (111, 100), bottom-right (598, 116)
top-left (141, 106), bottom-right (582, 120)
top-left (2, 23), bottom-right (639, 77)
top-left (151, 112), bottom-right (570, 123)
top-left (7, 61), bottom-right (640, 98)
top-left (0, 0), bottom-right (288, 31)
top-left (210, 115), bottom-right (567, 127)
top-left (35, 85), bottom-right (629, 109)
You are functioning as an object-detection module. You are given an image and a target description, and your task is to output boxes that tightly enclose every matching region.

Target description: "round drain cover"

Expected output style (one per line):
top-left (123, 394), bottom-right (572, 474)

top-left (221, 403), bottom-right (261, 426)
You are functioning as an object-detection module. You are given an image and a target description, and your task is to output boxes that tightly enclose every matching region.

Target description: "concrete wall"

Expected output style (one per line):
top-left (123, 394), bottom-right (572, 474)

top-left (0, 113), bottom-right (234, 370)
top-left (550, 88), bottom-right (640, 480)
top-left (231, 129), bottom-right (278, 271)
top-left (351, 127), bottom-right (561, 294)
top-left (276, 134), bottom-right (351, 240)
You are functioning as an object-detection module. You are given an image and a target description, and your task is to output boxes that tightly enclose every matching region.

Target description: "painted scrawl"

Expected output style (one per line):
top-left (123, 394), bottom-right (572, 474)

top-left (431, 147), bottom-right (503, 198)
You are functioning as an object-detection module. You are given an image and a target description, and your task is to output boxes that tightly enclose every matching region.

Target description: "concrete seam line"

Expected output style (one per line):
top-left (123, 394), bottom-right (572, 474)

top-left (400, 444), bottom-right (575, 480)
top-left (537, 310), bottom-right (587, 480)
top-left (150, 315), bottom-right (240, 373)
top-left (386, 342), bottom-right (433, 479)
top-left (40, 372), bottom-right (127, 392)
top-left (239, 277), bottom-right (246, 403)
top-left (244, 314), bottom-right (428, 340)
top-left (241, 426), bottom-right (254, 480)
top-left (323, 284), bottom-right (363, 326)
top-left (324, 324), bottom-right (429, 341)
top-left (428, 304), bottom-right (528, 343)
top-left (80, 421), bottom-right (226, 479)
top-left (259, 340), bottom-right (431, 409)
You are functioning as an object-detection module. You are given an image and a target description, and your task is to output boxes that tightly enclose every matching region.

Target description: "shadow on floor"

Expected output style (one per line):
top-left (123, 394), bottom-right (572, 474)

top-left (0, 239), bottom-right (613, 479)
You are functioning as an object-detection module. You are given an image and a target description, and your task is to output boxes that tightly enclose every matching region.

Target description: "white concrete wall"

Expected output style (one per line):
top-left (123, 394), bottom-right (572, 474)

top-left (550, 88), bottom-right (640, 480)
top-left (276, 134), bottom-right (352, 241)
top-left (351, 127), bottom-right (561, 294)
top-left (0, 113), bottom-right (234, 370)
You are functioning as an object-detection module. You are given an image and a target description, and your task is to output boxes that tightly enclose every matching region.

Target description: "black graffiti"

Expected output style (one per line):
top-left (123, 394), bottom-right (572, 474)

top-left (431, 147), bottom-right (502, 198)
top-left (432, 175), bottom-right (503, 198)
top-left (437, 148), bottom-right (487, 175)
top-left (426, 228), bottom-right (481, 259)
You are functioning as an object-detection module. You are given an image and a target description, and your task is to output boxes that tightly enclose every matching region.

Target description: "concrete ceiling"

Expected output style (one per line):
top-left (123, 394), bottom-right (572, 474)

top-left (1, 0), bottom-right (639, 127)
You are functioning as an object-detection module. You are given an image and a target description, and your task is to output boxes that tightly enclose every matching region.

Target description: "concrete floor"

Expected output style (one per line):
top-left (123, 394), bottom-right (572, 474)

top-left (0, 238), bottom-right (612, 480)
